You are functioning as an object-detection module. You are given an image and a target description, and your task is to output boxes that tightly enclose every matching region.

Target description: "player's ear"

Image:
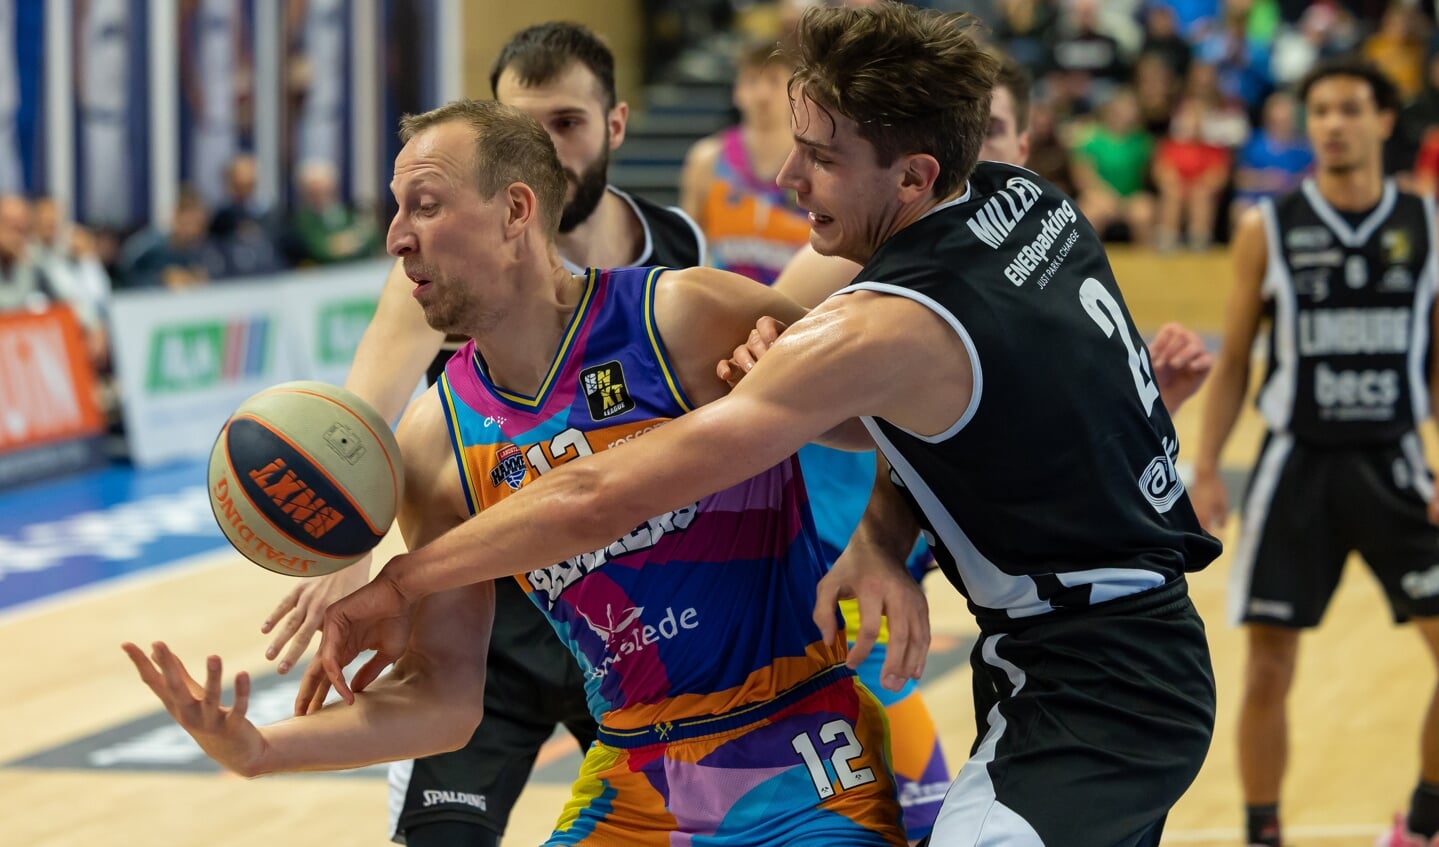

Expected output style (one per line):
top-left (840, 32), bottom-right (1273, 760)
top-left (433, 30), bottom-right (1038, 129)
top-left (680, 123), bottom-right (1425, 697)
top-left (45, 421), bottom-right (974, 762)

top-left (608, 101), bottom-right (629, 150)
top-left (504, 182), bottom-right (539, 237)
top-left (898, 154), bottom-right (941, 202)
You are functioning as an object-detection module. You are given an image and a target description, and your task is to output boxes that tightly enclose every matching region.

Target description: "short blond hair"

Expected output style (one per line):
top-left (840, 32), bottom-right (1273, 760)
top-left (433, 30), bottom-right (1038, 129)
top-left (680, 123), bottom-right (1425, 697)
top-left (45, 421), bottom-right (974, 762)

top-left (399, 99), bottom-right (567, 236)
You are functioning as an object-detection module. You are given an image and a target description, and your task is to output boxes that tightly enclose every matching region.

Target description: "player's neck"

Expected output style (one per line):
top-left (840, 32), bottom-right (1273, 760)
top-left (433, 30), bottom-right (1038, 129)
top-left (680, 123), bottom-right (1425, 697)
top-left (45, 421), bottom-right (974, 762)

top-left (472, 254), bottom-right (586, 397)
top-left (880, 181), bottom-right (961, 247)
top-left (556, 188), bottom-right (643, 270)
top-left (854, 183), bottom-right (966, 263)
top-left (1315, 163), bottom-right (1385, 212)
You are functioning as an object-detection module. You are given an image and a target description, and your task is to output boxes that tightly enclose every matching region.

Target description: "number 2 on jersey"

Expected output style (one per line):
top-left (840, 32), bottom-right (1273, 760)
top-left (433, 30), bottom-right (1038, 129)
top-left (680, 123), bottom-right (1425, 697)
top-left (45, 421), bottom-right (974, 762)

top-left (791, 719), bottom-right (876, 799)
top-left (1079, 277), bottom-right (1159, 414)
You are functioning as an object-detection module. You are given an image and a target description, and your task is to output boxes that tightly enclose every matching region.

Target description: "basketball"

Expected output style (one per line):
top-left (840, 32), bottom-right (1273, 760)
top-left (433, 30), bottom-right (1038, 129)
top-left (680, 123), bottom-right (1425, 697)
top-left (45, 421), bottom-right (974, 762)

top-left (206, 380), bottom-right (404, 577)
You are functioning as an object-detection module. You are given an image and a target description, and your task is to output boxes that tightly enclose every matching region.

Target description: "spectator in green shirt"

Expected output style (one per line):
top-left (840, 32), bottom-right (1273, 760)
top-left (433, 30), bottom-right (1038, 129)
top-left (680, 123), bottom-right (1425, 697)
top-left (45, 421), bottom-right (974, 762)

top-left (288, 159), bottom-right (381, 265)
top-left (1071, 87), bottom-right (1156, 246)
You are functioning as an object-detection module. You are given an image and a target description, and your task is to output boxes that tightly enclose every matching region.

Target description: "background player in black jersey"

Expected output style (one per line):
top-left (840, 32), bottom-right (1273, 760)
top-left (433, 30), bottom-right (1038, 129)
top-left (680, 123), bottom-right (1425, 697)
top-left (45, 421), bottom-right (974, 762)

top-left (255, 23), bottom-right (705, 847)
top-left (1190, 57), bottom-right (1439, 847)
top-left (314, 6), bottom-right (1222, 846)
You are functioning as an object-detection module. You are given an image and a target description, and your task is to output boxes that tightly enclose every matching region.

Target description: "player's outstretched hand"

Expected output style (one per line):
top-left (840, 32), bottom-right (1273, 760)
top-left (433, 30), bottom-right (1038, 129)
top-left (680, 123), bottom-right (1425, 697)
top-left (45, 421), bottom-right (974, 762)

top-left (120, 641), bottom-right (266, 777)
top-left (1148, 322), bottom-right (1213, 414)
top-left (316, 564), bottom-right (415, 704)
top-left (261, 558), bottom-right (371, 675)
top-left (717, 316), bottom-right (788, 388)
top-left (815, 545), bottom-right (929, 692)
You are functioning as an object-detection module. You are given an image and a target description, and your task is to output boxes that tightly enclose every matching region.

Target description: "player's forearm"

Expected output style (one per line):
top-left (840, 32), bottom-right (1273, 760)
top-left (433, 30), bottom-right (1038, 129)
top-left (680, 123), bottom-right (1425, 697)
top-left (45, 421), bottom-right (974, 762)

top-left (386, 456), bottom-right (658, 600)
top-left (848, 455), bottom-right (921, 565)
top-left (251, 665), bottom-right (482, 776)
top-left (1194, 352), bottom-right (1250, 478)
top-left (386, 398), bottom-right (810, 601)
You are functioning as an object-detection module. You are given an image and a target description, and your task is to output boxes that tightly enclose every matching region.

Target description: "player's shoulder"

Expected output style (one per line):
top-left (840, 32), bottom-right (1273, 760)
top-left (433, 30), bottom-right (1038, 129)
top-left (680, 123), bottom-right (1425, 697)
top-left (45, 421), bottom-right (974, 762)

top-left (651, 266), bottom-right (805, 348)
top-left (1393, 183), bottom-right (1434, 217)
top-left (682, 132), bottom-right (724, 170)
top-left (652, 265), bottom-right (773, 312)
top-left (396, 384), bottom-right (457, 486)
top-left (1233, 203), bottom-right (1268, 242)
top-left (397, 383), bottom-right (449, 449)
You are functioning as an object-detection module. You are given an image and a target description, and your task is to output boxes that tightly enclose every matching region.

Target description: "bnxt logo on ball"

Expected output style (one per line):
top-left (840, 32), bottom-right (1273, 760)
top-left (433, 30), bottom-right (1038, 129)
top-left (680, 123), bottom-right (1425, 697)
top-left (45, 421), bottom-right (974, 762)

top-left (208, 381), bottom-right (401, 578)
top-left (246, 458), bottom-right (346, 539)
top-left (226, 417), bottom-right (379, 558)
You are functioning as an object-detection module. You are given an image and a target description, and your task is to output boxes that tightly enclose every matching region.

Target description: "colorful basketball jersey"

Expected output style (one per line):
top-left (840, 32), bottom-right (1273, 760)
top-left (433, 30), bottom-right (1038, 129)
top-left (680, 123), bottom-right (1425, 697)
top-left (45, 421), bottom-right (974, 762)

top-left (702, 128), bottom-right (812, 284)
top-left (801, 440), bottom-right (949, 841)
top-left (437, 266), bottom-right (847, 732)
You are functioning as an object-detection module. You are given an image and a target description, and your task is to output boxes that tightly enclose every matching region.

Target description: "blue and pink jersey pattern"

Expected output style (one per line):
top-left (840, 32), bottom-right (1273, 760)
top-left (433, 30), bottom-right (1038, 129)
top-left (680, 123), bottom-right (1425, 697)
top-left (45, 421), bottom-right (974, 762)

top-left (436, 266), bottom-right (846, 733)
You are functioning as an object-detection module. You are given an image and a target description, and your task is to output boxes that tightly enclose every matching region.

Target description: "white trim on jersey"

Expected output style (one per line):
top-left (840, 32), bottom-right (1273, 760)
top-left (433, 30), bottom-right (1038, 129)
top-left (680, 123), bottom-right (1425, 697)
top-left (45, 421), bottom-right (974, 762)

top-left (839, 281), bottom-right (982, 441)
top-left (1256, 198), bottom-right (1299, 433)
top-left (919, 184), bottom-right (972, 219)
top-left (1055, 566), bottom-right (1165, 605)
top-left (668, 203), bottom-right (709, 268)
top-left (1410, 195), bottom-right (1439, 426)
top-left (1227, 433), bottom-right (1295, 626)
top-left (1402, 431), bottom-right (1435, 503)
top-left (562, 185), bottom-right (703, 274)
top-left (609, 185), bottom-right (654, 268)
top-left (928, 634), bottom-right (1045, 846)
top-left (1300, 178), bottom-right (1397, 248)
top-left (861, 419), bottom-right (1051, 618)
top-left (388, 758), bottom-right (414, 839)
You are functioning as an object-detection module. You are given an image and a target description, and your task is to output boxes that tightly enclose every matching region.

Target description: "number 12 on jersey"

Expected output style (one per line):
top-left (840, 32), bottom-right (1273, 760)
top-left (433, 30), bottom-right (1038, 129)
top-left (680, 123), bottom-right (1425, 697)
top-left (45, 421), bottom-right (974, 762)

top-left (790, 719), bottom-right (877, 799)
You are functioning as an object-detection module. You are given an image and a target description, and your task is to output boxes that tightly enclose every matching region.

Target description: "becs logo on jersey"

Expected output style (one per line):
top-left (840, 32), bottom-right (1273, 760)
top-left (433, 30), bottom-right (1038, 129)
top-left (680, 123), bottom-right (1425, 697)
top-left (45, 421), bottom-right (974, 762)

top-left (490, 444), bottom-right (528, 490)
top-left (581, 361), bottom-right (635, 421)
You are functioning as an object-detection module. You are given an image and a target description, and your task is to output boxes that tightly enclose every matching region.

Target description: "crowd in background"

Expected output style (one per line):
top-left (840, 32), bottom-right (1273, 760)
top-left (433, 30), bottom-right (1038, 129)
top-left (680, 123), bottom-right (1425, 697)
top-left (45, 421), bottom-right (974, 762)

top-left (970, 0), bottom-right (1439, 250)
top-left (697, 0), bottom-right (1438, 250)
top-left (0, 149), bottom-right (383, 426)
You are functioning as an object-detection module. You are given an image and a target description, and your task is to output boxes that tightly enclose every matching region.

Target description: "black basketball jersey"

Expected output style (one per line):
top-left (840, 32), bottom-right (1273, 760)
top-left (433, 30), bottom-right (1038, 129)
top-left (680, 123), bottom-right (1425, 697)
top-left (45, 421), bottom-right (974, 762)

top-left (1255, 179), bottom-right (1437, 446)
top-left (838, 161), bottom-right (1221, 627)
top-left (557, 186), bottom-right (708, 274)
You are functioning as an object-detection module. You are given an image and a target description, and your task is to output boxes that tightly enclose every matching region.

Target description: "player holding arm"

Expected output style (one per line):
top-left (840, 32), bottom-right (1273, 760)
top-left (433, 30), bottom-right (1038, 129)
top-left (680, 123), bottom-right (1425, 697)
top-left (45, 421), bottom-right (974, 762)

top-left (318, 9), bottom-right (1220, 846)
top-left (126, 99), bottom-right (918, 847)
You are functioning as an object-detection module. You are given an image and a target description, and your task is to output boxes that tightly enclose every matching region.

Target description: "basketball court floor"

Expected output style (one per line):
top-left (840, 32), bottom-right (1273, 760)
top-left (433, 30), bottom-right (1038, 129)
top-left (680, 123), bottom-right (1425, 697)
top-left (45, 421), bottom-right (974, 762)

top-left (1, 250), bottom-right (1433, 847)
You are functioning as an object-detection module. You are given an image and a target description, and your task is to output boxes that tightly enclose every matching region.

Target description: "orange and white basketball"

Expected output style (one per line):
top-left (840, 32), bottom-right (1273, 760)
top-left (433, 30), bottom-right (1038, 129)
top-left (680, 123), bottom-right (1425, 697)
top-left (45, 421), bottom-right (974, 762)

top-left (207, 380), bottom-right (403, 577)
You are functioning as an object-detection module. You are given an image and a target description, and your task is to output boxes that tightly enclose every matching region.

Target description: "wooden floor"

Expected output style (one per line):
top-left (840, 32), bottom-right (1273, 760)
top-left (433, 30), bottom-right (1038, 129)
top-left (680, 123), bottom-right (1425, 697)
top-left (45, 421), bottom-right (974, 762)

top-left (3, 249), bottom-right (1434, 847)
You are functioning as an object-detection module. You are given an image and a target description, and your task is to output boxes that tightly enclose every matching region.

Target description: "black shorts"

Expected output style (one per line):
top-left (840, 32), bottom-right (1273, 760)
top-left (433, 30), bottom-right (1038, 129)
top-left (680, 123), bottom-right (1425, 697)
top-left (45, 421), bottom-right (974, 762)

top-left (924, 578), bottom-right (1215, 847)
top-left (1229, 432), bottom-right (1439, 628)
top-left (389, 577), bottom-right (596, 842)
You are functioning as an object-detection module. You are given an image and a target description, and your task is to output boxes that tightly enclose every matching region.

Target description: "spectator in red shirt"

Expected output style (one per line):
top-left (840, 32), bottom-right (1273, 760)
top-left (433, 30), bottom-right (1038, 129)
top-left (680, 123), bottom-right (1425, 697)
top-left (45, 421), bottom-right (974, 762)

top-left (1154, 99), bottom-right (1232, 251)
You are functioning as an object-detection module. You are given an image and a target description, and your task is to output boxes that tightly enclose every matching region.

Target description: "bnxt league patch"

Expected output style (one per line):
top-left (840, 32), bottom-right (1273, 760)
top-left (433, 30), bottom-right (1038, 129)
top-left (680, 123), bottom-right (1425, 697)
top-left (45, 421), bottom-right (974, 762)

top-left (581, 361), bottom-right (635, 421)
